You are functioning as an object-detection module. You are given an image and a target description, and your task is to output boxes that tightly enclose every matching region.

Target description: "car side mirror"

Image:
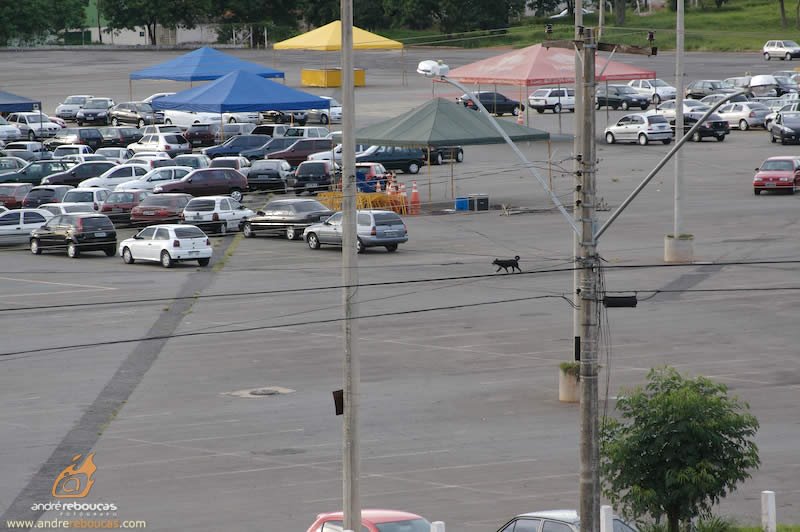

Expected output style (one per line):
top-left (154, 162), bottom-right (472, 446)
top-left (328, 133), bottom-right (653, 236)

top-left (133, 234), bottom-right (142, 240)
top-left (238, 205), bottom-right (245, 210)
top-left (186, 178), bottom-right (192, 183)
top-left (256, 210), bottom-right (265, 216)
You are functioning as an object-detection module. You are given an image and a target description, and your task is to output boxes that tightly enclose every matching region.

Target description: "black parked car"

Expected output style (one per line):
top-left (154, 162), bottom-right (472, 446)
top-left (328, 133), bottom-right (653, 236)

top-left (426, 146), bottom-right (464, 165)
top-left (769, 111), bottom-right (800, 144)
top-left (202, 134), bottom-right (272, 158)
top-left (240, 137), bottom-right (298, 160)
top-left (98, 126), bottom-right (142, 148)
top-left (184, 123), bottom-right (222, 148)
top-left (684, 79), bottom-right (736, 99)
top-left (109, 101), bottom-right (164, 128)
top-left (356, 145), bottom-right (426, 174)
top-left (241, 198), bottom-right (333, 240)
top-left (29, 213), bottom-right (117, 258)
top-left (43, 128), bottom-right (104, 151)
top-left (669, 111), bottom-right (729, 142)
top-left (0, 159), bottom-right (74, 184)
top-left (595, 85), bottom-right (650, 110)
top-left (261, 110), bottom-right (307, 125)
top-left (457, 91), bottom-right (524, 116)
top-left (247, 159), bottom-right (292, 192)
top-left (40, 161), bottom-right (117, 187)
top-left (288, 160), bottom-right (338, 195)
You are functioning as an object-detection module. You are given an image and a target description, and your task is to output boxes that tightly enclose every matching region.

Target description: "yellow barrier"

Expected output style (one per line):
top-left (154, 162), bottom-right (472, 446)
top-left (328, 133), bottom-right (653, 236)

top-left (317, 192), bottom-right (407, 215)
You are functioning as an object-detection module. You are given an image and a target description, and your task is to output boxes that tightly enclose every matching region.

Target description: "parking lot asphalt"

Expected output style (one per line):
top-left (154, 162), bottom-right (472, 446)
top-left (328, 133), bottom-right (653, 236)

top-left (0, 48), bottom-right (799, 531)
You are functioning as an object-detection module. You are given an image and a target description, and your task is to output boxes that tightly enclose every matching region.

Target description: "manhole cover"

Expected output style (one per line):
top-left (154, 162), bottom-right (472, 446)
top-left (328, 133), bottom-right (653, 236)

top-left (224, 386), bottom-right (295, 398)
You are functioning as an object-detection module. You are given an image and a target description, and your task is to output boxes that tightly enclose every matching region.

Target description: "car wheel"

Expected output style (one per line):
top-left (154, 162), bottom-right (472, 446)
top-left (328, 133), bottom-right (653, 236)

top-left (764, 52), bottom-right (771, 60)
top-left (692, 131), bottom-right (702, 142)
top-left (321, 114), bottom-right (329, 125)
top-left (122, 246), bottom-right (134, 264)
top-left (536, 108), bottom-right (545, 114)
top-left (641, 104), bottom-right (649, 110)
top-left (104, 246), bottom-right (116, 257)
top-left (137, 118), bottom-right (145, 128)
top-left (638, 133), bottom-right (648, 146)
top-left (30, 238), bottom-right (41, 255)
top-left (111, 117), bottom-right (120, 126)
top-left (765, 120), bottom-right (772, 129)
top-left (407, 162), bottom-right (420, 174)
top-left (456, 149), bottom-right (464, 162)
top-left (787, 52), bottom-right (793, 61)
top-left (781, 136), bottom-right (787, 145)
top-left (306, 232), bottom-right (320, 249)
top-left (662, 138), bottom-right (672, 145)
top-left (229, 188), bottom-right (243, 202)
top-left (165, 118), bottom-right (172, 125)
top-left (511, 106), bottom-right (520, 116)
top-left (198, 257), bottom-right (210, 266)
top-left (356, 238), bottom-right (364, 253)
top-left (595, 101), bottom-right (602, 110)
top-left (286, 226), bottom-right (298, 240)
top-left (736, 119), bottom-right (748, 131)
top-left (612, 104), bottom-right (620, 110)
top-left (716, 134), bottom-right (725, 142)
top-left (434, 152), bottom-right (443, 165)
top-left (228, 117), bottom-right (237, 123)
top-left (385, 243), bottom-right (398, 252)
top-left (553, 103), bottom-right (562, 114)
top-left (242, 222), bottom-right (255, 238)
top-left (27, 130), bottom-right (36, 140)
top-left (160, 250), bottom-right (173, 268)
top-left (605, 132), bottom-right (615, 144)
top-left (67, 241), bottom-right (79, 258)
top-left (621, 101), bottom-right (630, 111)
top-left (771, 133), bottom-right (777, 143)
top-left (754, 189), bottom-right (761, 195)
top-left (653, 94), bottom-right (662, 104)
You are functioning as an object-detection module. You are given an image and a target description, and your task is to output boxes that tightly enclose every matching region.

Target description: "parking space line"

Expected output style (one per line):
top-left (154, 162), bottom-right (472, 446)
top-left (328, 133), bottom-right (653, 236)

top-left (0, 275), bottom-right (117, 290)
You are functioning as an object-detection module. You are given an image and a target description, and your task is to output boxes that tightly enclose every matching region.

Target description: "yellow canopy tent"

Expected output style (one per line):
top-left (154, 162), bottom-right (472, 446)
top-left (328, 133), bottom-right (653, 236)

top-left (273, 20), bottom-right (404, 87)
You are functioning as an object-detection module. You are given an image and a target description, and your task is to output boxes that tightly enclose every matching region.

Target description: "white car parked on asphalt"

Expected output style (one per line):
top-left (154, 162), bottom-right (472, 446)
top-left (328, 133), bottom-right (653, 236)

top-left (119, 224), bottom-right (213, 268)
top-left (0, 208), bottom-right (53, 244)
top-left (54, 95), bottom-right (94, 120)
top-left (527, 87), bottom-right (575, 114)
top-left (62, 187), bottom-right (111, 211)
top-left (79, 164), bottom-right (150, 188)
top-left (116, 166), bottom-right (194, 191)
top-left (39, 202), bottom-right (96, 216)
top-left (180, 196), bottom-right (254, 234)
top-left (604, 113), bottom-right (673, 145)
top-left (627, 79), bottom-right (677, 104)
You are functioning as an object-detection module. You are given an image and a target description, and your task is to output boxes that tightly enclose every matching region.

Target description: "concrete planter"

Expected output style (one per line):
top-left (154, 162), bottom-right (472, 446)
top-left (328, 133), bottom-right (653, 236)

top-left (664, 233), bottom-right (694, 263)
top-left (558, 364), bottom-right (580, 403)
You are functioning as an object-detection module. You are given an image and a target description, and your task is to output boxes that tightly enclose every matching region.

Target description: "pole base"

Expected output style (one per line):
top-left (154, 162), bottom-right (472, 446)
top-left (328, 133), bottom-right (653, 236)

top-left (664, 233), bottom-right (694, 263)
top-left (558, 370), bottom-right (580, 403)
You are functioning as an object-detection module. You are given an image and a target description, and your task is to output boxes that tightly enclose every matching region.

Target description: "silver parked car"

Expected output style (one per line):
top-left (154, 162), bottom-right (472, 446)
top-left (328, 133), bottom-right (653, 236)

top-left (765, 102), bottom-right (800, 129)
top-left (716, 102), bottom-right (771, 130)
top-left (495, 510), bottom-right (637, 532)
top-left (763, 39), bottom-right (800, 61)
top-left (303, 209), bottom-right (408, 253)
top-left (604, 113), bottom-right (673, 145)
top-left (627, 79), bottom-right (677, 104)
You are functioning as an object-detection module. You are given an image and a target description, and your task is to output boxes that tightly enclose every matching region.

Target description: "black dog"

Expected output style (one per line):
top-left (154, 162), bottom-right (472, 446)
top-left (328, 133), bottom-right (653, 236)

top-left (492, 256), bottom-right (521, 273)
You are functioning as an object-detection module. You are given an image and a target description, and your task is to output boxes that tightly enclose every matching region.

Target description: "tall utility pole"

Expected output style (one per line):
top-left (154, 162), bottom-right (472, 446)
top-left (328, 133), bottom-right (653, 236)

top-left (577, 29), bottom-right (600, 532)
top-left (340, 0), bottom-right (361, 528)
top-left (673, 0), bottom-right (687, 252)
top-left (572, 0), bottom-right (585, 365)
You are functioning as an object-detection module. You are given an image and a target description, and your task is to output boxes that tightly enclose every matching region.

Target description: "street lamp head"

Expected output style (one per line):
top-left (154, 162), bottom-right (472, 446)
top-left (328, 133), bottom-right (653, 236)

top-left (417, 60), bottom-right (450, 78)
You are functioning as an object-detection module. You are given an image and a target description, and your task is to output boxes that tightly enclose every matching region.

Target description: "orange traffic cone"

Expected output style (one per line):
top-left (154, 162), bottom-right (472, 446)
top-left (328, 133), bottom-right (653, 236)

top-left (399, 183), bottom-right (408, 214)
top-left (410, 181), bottom-right (421, 215)
top-left (516, 109), bottom-right (524, 125)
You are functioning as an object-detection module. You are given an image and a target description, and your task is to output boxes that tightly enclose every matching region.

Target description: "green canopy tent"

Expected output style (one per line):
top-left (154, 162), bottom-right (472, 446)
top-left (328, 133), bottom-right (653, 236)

top-left (353, 98), bottom-right (550, 199)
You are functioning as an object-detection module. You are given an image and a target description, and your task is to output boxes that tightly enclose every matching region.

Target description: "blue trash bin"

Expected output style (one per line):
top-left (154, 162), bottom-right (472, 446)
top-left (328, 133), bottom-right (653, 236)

top-left (455, 197), bottom-right (469, 211)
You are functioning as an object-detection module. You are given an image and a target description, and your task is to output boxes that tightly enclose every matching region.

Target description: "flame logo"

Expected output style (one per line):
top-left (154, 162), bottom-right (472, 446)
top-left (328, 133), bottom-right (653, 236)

top-left (52, 453), bottom-right (97, 499)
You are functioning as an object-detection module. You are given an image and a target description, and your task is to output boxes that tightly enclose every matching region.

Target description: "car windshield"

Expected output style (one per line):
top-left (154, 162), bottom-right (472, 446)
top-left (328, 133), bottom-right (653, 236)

top-left (652, 79), bottom-right (669, 87)
top-left (648, 115), bottom-right (668, 124)
top-left (375, 519), bottom-right (432, 532)
top-left (761, 160), bottom-right (794, 171)
top-left (685, 100), bottom-right (706, 107)
top-left (708, 81), bottom-right (725, 89)
top-left (64, 191), bottom-right (94, 202)
top-left (135, 103), bottom-right (154, 113)
top-left (0, 185), bottom-right (21, 194)
top-left (185, 199), bottom-right (215, 211)
top-left (783, 116), bottom-right (800, 126)
top-left (266, 138), bottom-right (297, 150)
top-left (617, 86), bottom-right (637, 94)
top-left (141, 196), bottom-right (181, 207)
top-left (533, 89), bottom-right (549, 97)
top-left (65, 204), bottom-right (94, 213)
top-left (374, 212), bottom-right (403, 225)
top-left (175, 226), bottom-right (206, 239)
top-left (291, 200), bottom-right (326, 212)
top-left (721, 80), bottom-right (737, 89)
top-left (189, 124), bottom-right (215, 132)
top-left (81, 217), bottom-right (113, 230)
top-left (55, 148), bottom-right (80, 155)
top-left (783, 41), bottom-right (800, 47)
top-left (210, 160), bottom-right (238, 169)
top-left (0, 160), bottom-right (19, 170)
top-left (64, 96), bottom-right (87, 105)
top-left (25, 115), bottom-right (47, 123)
top-left (297, 163), bottom-right (327, 175)
top-left (106, 192), bottom-right (134, 203)
top-left (85, 100), bottom-right (109, 109)
top-left (27, 189), bottom-right (56, 199)
top-left (252, 160), bottom-right (281, 169)
top-left (749, 103), bottom-right (769, 111)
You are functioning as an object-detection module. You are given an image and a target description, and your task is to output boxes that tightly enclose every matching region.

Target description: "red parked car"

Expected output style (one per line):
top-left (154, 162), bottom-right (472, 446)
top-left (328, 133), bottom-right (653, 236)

top-left (306, 509), bottom-right (431, 532)
top-left (152, 168), bottom-right (248, 202)
top-left (0, 183), bottom-right (33, 209)
top-left (129, 193), bottom-right (191, 226)
top-left (753, 156), bottom-right (800, 195)
top-left (100, 189), bottom-right (151, 224)
top-left (183, 123), bottom-right (222, 148)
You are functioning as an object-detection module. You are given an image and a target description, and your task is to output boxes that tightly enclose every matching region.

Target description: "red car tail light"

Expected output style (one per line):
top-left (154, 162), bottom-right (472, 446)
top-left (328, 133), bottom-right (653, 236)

top-left (164, 144), bottom-right (172, 150)
top-left (370, 226), bottom-right (377, 236)
top-left (749, 112), bottom-right (755, 118)
top-left (173, 239), bottom-right (181, 248)
top-left (93, 202), bottom-right (99, 210)
top-left (157, 209), bottom-right (168, 216)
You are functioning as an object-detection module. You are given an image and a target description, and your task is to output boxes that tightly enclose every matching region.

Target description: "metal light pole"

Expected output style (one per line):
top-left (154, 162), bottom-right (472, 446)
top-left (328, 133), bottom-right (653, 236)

top-left (573, 0), bottom-right (585, 367)
top-left (340, 0), bottom-right (361, 529)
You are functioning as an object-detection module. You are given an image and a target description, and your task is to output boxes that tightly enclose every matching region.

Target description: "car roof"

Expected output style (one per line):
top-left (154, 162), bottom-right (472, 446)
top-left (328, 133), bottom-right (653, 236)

top-left (67, 187), bottom-right (110, 192)
top-left (31, 185), bottom-right (73, 190)
top-left (316, 509), bottom-right (425, 523)
top-left (188, 195), bottom-right (231, 201)
top-left (516, 510), bottom-right (580, 523)
top-left (268, 198), bottom-right (324, 204)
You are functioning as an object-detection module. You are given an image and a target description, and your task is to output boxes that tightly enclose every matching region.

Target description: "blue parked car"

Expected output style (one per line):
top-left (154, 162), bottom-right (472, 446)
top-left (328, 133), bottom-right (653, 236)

top-left (201, 134), bottom-right (271, 158)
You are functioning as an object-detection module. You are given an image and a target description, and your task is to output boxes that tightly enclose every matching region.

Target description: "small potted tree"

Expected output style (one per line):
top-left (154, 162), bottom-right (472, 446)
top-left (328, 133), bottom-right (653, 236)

top-left (559, 361), bottom-right (581, 403)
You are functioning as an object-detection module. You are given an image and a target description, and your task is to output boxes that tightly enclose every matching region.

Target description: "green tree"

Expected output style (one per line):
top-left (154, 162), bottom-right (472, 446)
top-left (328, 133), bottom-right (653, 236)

top-left (601, 367), bottom-right (760, 532)
top-left (438, 0), bottom-right (525, 33)
top-left (0, 0), bottom-right (88, 45)
top-left (100, 0), bottom-right (212, 45)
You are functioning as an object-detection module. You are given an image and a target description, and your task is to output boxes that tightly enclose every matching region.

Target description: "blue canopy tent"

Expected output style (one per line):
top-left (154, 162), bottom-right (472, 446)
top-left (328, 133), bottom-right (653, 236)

top-left (128, 47), bottom-right (285, 100)
top-left (0, 90), bottom-right (40, 112)
top-left (150, 70), bottom-right (330, 114)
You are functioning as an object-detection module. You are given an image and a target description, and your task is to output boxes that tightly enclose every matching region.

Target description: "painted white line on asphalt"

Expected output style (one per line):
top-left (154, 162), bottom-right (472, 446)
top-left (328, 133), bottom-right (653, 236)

top-left (107, 427), bottom-right (304, 446)
top-left (0, 275), bottom-right (117, 290)
top-left (1, 288), bottom-right (117, 298)
top-left (108, 417), bottom-right (240, 433)
top-left (120, 411), bottom-right (173, 419)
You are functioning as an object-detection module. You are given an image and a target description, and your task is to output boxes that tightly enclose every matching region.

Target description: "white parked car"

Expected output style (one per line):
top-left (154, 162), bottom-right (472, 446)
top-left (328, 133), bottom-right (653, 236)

top-left (39, 202), bottom-right (96, 216)
top-left (7, 112), bottom-right (61, 140)
top-left (283, 126), bottom-right (330, 138)
top-left (127, 133), bottom-right (191, 156)
top-left (652, 99), bottom-right (710, 120)
top-left (116, 166), bottom-right (193, 191)
top-left (171, 153), bottom-right (212, 169)
top-left (180, 196), bottom-right (254, 234)
top-left (140, 125), bottom-right (183, 136)
top-left (627, 79), bottom-right (677, 104)
top-left (119, 224), bottom-right (212, 268)
top-left (52, 145), bottom-right (93, 159)
top-left (62, 187), bottom-right (111, 211)
top-left (142, 92), bottom-right (176, 104)
top-left (307, 96), bottom-right (342, 125)
top-left (763, 40), bottom-right (800, 61)
top-left (0, 208), bottom-right (53, 244)
top-left (307, 143), bottom-right (370, 162)
top-left (527, 87), bottom-right (575, 113)
top-left (162, 109), bottom-right (221, 128)
top-left (0, 116), bottom-right (22, 143)
top-left (716, 101), bottom-right (771, 130)
top-left (54, 95), bottom-right (94, 120)
top-left (78, 164), bottom-right (150, 188)
top-left (604, 113), bottom-right (673, 145)
top-left (95, 147), bottom-right (134, 164)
